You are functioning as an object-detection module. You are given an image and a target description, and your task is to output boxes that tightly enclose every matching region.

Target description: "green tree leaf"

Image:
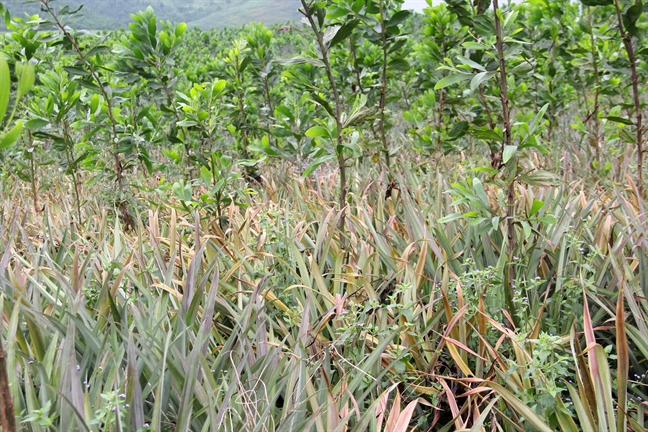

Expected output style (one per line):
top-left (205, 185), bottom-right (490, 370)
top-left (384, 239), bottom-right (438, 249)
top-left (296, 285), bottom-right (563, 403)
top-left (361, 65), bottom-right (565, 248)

top-left (434, 73), bottom-right (472, 90)
top-left (470, 71), bottom-right (497, 91)
top-left (447, 121), bottom-right (469, 141)
top-left (607, 116), bottom-right (634, 126)
top-left (303, 153), bottom-right (334, 176)
top-left (529, 199), bottom-right (544, 217)
top-left (457, 55), bottom-right (486, 72)
top-left (471, 126), bottom-right (502, 141)
top-left (0, 120), bottom-right (23, 150)
top-left (329, 19), bottom-right (360, 48)
top-left (387, 10), bottom-right (411, 28)
top-left (305, 126), bottom-right (330, 138)
top-left (175, 22), bottom-right (187, 38)
top-left (25, 118), bottom-right (49, 130)
top-left (503, 145), bottom-right (517, 164)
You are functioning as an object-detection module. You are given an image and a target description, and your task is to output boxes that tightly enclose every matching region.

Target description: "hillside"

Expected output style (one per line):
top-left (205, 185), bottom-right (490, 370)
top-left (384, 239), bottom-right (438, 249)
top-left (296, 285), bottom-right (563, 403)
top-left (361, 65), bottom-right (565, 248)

top-left (1, 0), bottom-right (301, 29)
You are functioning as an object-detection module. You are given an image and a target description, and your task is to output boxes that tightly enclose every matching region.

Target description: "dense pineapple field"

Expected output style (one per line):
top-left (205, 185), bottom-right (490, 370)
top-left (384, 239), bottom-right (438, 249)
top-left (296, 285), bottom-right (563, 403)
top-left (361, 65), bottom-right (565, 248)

top-left (0, 0), bottom-right (647, 430)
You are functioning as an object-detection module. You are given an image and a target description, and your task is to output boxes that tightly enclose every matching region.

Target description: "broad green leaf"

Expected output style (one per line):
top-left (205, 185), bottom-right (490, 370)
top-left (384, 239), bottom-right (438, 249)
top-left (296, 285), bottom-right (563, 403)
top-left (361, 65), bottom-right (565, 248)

top-left (213, 79), bottom-right (226, 94)
top-left (623, 3), bottom-right (643, 36)
top-left (503, 10), bottom-right (519, 30)
top-left (388, 38), bottom-right (408, 55)
top-left (240, 55), bottom-right (252, 73)
top-left (521, 221), bottom-right (532, 238)
top-left (473, 15), bottom-right (496, 36)
top-left (62, 66), bottom-right (91, 78)
top-left (470, 71), bottom-right (496, 91)
top-left (470, 127), bottom-right (502, 141)
top-left (456, 55), bottom-right (486, 72)
top-left (303, 153), bottom-right (334, 177)
top-left (275, 106), bottom-right (294, 122)
top-left (606, 116), bottom-right (634, 126)
top-left (579, 0), bottom-right (613, 5)
top-left (530, 103), bottom-right (549, 131)
top-left (388, 58), bottom-right (410, 71)
top-left (90, 94), bottom-right (100, 114)
top-left (329, 19), bottom-right (359, 48)
top-left (537, 215), bottom-right (557, 224)
top-left (529, 199), bottom-right (544, 217)
top-left (0, 120), bottom-right (23, 149)
top-left (161, 147), bottom-right (181, 163)
top-left (447, 121), bottom-right (469, 141)
top-left (326, 6), bottom-right (349, 19)
top-left (148, 15), bottom-right (157, 47)
top-left (503, 145), bottom-right (517, 164)
top-left (311, 92), bottom-right (335, 118)
top-left (25, 118), bottom-right (49, 130)
top-left (462, 41), bottom-right (488, 50)
top-left (305, 126), bottom-right (330, 138)
top-left (175, 22), bottom-right (187, 38)
top-left (472, 178), bottom-right (490, 207)
top-left (387, 10), bottom-right (411, 28)
top-left (434, 73), bottom-right (472, 90)
top-left (519, 140), bottom-right (550, 153)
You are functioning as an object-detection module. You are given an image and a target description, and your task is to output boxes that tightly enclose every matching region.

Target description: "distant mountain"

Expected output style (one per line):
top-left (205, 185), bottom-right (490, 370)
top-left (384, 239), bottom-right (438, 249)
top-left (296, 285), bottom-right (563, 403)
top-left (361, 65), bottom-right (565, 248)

top-left (1, 0), bottom-right (302, 30)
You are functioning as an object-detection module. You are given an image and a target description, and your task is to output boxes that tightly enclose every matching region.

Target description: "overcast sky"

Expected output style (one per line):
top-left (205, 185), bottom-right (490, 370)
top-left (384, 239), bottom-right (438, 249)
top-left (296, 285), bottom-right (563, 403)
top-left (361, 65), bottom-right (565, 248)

top-left (402, 0), bottom-right (428, 12)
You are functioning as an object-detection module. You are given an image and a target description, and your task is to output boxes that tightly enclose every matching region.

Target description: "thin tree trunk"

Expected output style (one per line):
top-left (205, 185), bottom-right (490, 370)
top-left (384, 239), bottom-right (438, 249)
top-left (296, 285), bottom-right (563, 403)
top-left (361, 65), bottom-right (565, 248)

top-left (379, 0), bottom-right (390, 168)
top-left (613, 0), bottom-right (644, 197)
top-left (300, 0), bottom-right (348, 247)
top-left (493, 0), bottom-right (518, 327)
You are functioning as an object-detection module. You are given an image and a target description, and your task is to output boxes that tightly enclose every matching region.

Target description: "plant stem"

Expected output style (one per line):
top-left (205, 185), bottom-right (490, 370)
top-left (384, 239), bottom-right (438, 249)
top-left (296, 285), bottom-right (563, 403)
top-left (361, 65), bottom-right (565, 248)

top-left (378, 0), bottom-right (390, 169)
top-left (587, 7), bottom-right (601, 166)
top-left (492, 0), bottom-right (512, 155)
top-left (493, 0), bottom-right (518, 327)
top-left (300, 0), bottom-right (348, 244)
top-left (613, 0), bottom-right (643, 197)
